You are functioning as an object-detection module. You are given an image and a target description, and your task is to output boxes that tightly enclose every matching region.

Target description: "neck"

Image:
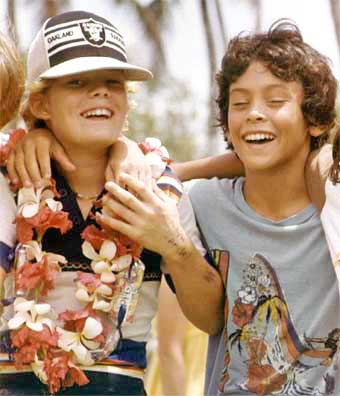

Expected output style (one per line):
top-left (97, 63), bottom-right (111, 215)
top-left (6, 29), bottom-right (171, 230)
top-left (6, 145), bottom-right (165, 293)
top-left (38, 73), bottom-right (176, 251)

top-left (243, 157), bottom-right (311, 221)
top-left (58, 147), bottom-right (109, 198)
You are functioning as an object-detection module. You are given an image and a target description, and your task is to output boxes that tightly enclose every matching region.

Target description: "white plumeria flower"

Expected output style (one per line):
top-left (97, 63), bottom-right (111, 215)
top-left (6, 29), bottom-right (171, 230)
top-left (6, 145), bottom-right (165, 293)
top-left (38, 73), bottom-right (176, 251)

top-left (75, 282), bottom-right (113, 312)
top-left (144, 137), bottom-right (169, 158)
top-left (82, 240), bottom-right (132, 283)
top-left (144, 137), bottom-right (169, 178)
top-left (57, 317), bottom-right (103, 366)
top-left (8, 297), bottom-right (53, 332)
top-left (25, 240), bottom-right (67, 266)
top-left (17, 183), bottom-right (62, 218)
top-left (0, 131), bottom-right (10, 146)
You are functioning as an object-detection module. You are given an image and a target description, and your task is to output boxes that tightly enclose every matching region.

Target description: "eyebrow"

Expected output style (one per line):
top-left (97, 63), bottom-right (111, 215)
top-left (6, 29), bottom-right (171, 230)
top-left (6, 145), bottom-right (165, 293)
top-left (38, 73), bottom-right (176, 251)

top-left (230, 83), bottom-right (289, 95)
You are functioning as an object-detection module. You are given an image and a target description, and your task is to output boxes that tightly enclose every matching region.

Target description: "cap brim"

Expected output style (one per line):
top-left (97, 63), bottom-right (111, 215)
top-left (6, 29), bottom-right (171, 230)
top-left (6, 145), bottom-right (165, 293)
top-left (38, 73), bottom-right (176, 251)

top-left (38, 56), bottom-right (153, 82)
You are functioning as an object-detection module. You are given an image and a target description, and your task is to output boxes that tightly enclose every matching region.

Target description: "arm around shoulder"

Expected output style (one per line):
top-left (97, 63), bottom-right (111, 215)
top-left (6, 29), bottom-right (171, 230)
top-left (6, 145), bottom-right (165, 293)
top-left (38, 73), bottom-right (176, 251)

top-left (162, 192), bottom-right (225, 335)
top-left (172, 151), bottom-right (244, 181)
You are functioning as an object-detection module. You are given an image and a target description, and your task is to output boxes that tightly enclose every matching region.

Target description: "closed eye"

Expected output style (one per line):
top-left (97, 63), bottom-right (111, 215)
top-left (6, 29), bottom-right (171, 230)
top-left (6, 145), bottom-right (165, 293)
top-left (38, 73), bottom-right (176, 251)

top-left (231, 101), bottom-right (249, 107)
top-left (268, 98), bottom-right (287, 104)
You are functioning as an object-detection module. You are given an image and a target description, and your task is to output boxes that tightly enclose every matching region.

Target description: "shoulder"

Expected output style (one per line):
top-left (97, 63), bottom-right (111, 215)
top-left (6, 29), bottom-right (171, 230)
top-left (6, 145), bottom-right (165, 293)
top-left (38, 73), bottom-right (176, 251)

top-left (305, 144), bottom-right (332, 212)
top-left (188, 177), bottom-right (235, 201)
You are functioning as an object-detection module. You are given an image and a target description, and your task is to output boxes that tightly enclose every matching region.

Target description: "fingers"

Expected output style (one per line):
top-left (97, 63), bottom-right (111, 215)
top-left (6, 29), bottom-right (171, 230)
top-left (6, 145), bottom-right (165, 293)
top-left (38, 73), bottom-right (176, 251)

top-left (105, 164), bottom-right (115, 182)
top-left (112, 173), bottom-right (158, 203)
top-left (24, 140), bottom-right (44, 187)
top-left (6, 151), bottom-right (19, 186)
top-left (52, 142), bottom-right (76, 173)
top-left (139, 165), bottom-right (153, 189)
top-left (36, 141), bottom-right (52, 181)
top-left (102, 193), bottom-right (136, 224)
top-left (12, 146), bottom-right (32, 187)
top-left (105, 179), bottom-right (146, 213)
top-left (97, 212), bottom-right (134, 239)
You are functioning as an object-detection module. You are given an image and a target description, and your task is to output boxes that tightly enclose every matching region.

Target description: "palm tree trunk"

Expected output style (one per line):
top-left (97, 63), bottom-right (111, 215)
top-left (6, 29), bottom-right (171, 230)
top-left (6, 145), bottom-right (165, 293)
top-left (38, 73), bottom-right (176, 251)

top-left (6, 0), bottom-right (18, 42)
top-left (200, 0), bottom-right (218, 152)
top-left (216, 0), bottom-right (227, 50)
top-left (250, 0), bottom-right (262, 32)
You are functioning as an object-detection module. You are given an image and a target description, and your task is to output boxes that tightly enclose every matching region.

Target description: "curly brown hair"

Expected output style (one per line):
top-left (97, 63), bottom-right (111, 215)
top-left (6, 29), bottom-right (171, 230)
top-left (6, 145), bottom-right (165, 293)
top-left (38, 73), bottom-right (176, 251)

top-left (216, 19), bottom-right (337, 151)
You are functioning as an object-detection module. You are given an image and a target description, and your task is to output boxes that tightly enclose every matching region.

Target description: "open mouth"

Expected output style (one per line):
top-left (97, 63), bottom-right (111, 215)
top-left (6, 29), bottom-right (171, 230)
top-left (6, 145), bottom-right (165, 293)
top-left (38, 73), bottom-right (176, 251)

top-left (243, 133), bottom-right (275, 145)
top-left (81, 108), bottom-right (113, 120)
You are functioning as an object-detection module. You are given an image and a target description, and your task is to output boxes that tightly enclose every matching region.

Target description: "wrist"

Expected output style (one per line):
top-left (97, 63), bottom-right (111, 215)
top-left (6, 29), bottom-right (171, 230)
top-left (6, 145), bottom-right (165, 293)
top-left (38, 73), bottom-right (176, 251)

top-left (161, 231), bottom-right (194, 264)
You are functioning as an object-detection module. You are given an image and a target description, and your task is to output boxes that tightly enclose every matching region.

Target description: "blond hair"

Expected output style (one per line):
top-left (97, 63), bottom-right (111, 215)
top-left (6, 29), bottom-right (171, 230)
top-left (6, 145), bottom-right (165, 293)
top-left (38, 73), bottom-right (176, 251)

top-left (0, 32), bottom-right (24, 128)
top-left (20, 79), bottom-right (52, 130)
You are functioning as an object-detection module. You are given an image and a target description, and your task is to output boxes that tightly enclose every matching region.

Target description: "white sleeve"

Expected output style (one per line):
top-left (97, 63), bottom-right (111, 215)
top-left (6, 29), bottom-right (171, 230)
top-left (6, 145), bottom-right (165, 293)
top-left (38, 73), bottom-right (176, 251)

top-left (0, 173), bottom-right (16, 247)
top-left (177, 190), bottom-right (206, 256)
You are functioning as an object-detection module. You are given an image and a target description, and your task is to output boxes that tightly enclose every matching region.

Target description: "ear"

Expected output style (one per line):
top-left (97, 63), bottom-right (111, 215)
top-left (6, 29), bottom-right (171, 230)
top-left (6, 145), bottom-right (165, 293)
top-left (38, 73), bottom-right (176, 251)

top-left (309, 126), bottom-right (327, 137)
top-left (29, 93), bottom-right (51, 121)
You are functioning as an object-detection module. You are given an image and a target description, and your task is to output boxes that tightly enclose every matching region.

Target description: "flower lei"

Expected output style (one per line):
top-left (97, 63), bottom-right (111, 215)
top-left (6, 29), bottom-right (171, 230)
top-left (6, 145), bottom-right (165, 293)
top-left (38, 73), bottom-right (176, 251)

top-left (0, 132), bottom-right (171, 395)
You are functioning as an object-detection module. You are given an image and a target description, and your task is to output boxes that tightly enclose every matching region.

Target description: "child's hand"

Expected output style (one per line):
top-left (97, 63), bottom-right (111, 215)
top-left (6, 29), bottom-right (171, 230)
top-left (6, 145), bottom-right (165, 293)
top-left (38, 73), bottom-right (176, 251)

top-left (100, 173), bottom-right (190, 259)
top-left (6, 128), bottom-right (76, 188)
top-left (105, 136), bottom-right (153, 189)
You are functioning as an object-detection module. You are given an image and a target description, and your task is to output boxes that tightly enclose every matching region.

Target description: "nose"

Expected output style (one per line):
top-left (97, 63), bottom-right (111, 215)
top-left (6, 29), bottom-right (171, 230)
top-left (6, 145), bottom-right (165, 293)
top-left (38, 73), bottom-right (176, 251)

top-left (89, 81), bottom-right (111, 97)
top-left (247, 109), bottom-right (265, 122)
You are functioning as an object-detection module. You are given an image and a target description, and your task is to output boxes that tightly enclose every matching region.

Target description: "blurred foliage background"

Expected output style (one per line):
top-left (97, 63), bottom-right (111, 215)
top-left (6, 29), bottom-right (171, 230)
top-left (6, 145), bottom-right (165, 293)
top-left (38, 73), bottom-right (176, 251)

top-left (3, 0), bottom-right (340, 161)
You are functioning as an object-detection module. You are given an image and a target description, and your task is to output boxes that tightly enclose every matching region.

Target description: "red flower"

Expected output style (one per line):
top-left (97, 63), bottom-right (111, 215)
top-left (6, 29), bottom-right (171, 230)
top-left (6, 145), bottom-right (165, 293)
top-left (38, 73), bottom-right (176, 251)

top-left (44, 350), bottom-right (89, 395)
top-left (59, 306), bottom-right (99, 333)
top-left (16, 256), bottom-right (60, 295)
top-left (16, 206), bottom-right (72, 243)
top-left (0, 128), bottom-right (26, 166)
top-left (114, 233), bottom-right (141, 258)
top-left (11, 325), bottom-right (59, 369)
top-left (232, 298), bottom-right (254, 327)
top-left (247, 364), bottom-right (287, 395)
top-left (81, 225), bottom-right (110, 250)
top-left (82, 224), bottom-right (141, 258)
top-left (35, 208), bottom-right (72, 237)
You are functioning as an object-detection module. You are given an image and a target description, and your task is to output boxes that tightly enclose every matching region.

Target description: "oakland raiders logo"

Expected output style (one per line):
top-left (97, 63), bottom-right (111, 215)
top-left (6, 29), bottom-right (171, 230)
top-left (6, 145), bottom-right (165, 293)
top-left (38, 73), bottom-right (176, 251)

top-left (80, 19), bottom-right (106, 47)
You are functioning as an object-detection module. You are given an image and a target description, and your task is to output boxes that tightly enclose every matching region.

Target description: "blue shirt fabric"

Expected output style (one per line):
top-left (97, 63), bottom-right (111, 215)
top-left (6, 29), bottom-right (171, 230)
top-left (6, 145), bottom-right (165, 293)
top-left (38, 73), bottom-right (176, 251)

top-left (190, 177), bottom-right (340, 396)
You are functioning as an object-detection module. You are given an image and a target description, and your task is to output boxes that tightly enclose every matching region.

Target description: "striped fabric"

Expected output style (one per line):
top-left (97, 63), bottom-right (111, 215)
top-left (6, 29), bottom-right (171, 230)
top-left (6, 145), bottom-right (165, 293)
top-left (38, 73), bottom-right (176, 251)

top-left (157, 166), bottom-right (183, 203)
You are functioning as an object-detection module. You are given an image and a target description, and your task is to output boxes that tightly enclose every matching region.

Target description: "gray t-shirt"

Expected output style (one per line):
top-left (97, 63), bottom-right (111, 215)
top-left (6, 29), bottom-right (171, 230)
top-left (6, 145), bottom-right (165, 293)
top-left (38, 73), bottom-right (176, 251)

top-left (190, 177), bottom-right (340, 396)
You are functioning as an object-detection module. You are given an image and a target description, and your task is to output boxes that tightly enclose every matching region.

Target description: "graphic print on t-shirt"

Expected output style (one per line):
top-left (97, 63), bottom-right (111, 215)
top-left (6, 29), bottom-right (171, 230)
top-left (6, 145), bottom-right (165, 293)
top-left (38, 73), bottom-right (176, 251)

top-left (212, 251), bottom-right (340, 396)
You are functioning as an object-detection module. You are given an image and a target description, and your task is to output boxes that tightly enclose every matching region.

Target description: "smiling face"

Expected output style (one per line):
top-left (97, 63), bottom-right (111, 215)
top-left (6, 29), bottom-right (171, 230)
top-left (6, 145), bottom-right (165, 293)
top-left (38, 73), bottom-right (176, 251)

top-left (30, 70), bottom-right (128, 151)
top-left (227, 61), bottom-right (321, 175)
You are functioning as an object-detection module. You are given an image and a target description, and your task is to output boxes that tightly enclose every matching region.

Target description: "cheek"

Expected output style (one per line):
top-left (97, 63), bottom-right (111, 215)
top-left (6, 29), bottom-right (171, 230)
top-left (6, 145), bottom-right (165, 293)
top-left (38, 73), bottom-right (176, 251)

top-left (274, 106), bottom-right (306, 133)
top-left (228, 110), bottom-right (242, 136)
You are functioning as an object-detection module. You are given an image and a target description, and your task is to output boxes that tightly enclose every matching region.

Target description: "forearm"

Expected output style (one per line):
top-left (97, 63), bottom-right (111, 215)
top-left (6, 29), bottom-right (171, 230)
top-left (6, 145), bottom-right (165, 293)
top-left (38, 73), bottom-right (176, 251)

top-left (172, 151), bottom-right (244, 181)
top-left (163, 240), bottom-right (225, 335)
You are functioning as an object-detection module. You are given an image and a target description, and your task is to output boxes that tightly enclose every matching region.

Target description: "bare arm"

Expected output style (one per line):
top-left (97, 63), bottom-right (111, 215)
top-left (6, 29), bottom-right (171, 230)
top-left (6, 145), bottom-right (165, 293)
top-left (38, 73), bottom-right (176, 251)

top-left (173, 151), bottom-right (244, 181)
top-left (305, 144), bottom-right (332, 212)
top-left (100, 174), bottom-right (225, 335)
top-left (6, 128), bottom-right (75, 187)
top-left (6, 130), bottom-right (152, 188)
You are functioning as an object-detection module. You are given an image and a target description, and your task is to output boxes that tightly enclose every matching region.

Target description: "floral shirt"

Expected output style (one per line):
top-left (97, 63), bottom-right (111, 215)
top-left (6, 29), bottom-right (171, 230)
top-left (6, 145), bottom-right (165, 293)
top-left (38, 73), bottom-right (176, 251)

top-left (190, 177), bottom-right (340, 396)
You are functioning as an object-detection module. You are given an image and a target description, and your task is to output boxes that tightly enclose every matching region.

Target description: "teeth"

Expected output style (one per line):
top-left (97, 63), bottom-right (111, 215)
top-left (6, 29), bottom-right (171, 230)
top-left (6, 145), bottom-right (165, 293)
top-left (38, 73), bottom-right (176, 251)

top-left (244, 133), bottom-right (274, 142)
top-left (82, 108), bottom-right (112, 118)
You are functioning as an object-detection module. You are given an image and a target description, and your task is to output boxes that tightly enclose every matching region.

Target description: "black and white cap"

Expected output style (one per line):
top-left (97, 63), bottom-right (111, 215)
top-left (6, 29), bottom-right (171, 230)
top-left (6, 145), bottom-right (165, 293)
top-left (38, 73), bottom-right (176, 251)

top-left (27, 10), bottom-right (153, 82)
